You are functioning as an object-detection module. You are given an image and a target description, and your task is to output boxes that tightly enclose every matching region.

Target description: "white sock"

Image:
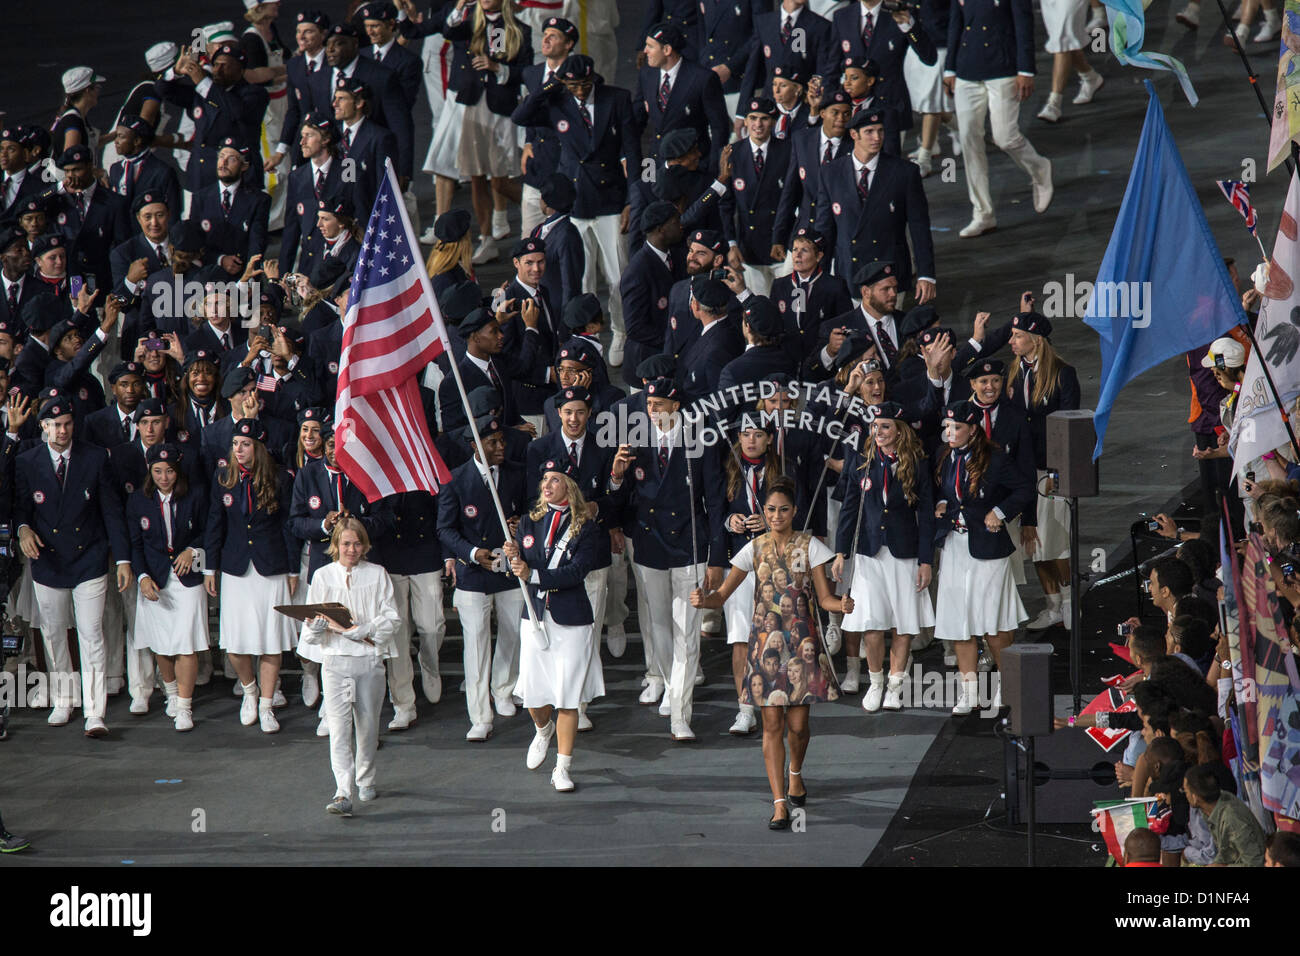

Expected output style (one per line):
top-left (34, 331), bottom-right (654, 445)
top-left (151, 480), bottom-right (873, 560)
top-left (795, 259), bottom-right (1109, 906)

top-left (258, 697), bottom-right (273, 713)
top-left (845, 658), bottom-right (861, 679)
top-left (1047, 92), bottom-right (1063, 108)
top-left (868, 670), bottom-right (885, 686)
top-left (176, 696), bottom-right (192, 712)
top-left (740, 703), bottom-right (754, 715)
top-left (1266, 7), bottom-right (1280, 24)
top-left (241, 680), bottom-right (257, 696)
top-left (556, 753), bottom-right (572, 771)
top-left (163, 680), bottom-right (178, 697)
top-left (1046, 592), bottom-right (1063, 611)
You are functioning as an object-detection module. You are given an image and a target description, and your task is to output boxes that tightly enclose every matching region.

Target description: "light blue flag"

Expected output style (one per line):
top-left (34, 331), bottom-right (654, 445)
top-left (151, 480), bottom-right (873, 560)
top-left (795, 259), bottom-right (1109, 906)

top-left (1100, 0), bottom-right (1199, 105)
top-left (1084, 82), bottom-right (1244, 459)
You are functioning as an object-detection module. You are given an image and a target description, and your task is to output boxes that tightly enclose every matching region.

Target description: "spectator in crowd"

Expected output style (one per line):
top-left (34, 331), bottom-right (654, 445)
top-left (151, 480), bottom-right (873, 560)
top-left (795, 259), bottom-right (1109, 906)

top-left (1182, 763), bottom-right (1267, 867)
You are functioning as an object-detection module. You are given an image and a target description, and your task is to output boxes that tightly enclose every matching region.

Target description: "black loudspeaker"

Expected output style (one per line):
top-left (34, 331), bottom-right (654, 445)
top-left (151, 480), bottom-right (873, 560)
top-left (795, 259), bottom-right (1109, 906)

top-left (1046, 410), bottom-right (1099, 498)
top-left (1000, 644), bottom-right (1054, 737)
top-left (1005, 727), bottom-right (1121, 824)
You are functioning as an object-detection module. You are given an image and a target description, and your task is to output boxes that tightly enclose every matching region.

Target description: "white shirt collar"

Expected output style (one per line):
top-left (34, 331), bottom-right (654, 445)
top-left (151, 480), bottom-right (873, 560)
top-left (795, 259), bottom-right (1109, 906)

top-left (306, 51), bottom-right (323, 70)
top-left (653, 419), bottom-right (681, 446)
top-left (647, 242), bottom-right (671, 269)
top-left (516, 278), bottom-right (540, 297)
top-left (343, 117), bottom-right (364, 137)
top-left (1, 272), bottom-right (21, 291)
top-left (48, 445), bottom-right (69, 468)
top-left (472, 456), bottom-right (498, 480)
top-left (661, 59), bottom-right (683, 87)
top-left (750, 136), bottom-right (769, 156)
top-left (781, 6), bottom-right (802, 26)
top-left (221, 181), bottom-right (240, 199)
top-left (374, 39), bottom-right (395, 58)
top-left (311, 155), bottom-right (333, 175)
top-left (863, 304), bottom-right (891, 326)
top-left (466, 351), bottom-right (491, 376)
top-left (853, 152), bottom-right (880, 174)
top-left (159, 490), bottom-right (173, 505)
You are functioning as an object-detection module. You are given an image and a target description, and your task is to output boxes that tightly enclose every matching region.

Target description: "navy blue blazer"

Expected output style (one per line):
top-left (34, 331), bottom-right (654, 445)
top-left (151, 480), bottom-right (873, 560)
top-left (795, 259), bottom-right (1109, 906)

top-left (288, 458), bottom-right (392, 581)
top-left (48, 187), bottom-right (132, 297)
top-left (45, 328), bottom-right (109, 419)
top-left (532, 214), bottom-right (584, 312)
top-left (525, 427), bottom-right (618, 558)
top-left (158, 76), bottom-right (268, 193)
top-left (335, 118), bottom-right (398, 220)
top-left (127, 488), bottom-right (206, 589)
top-left (737, 9), bottom-right (840, 109)
top-left (15, 440), bottom-right (131, 588)
top-left (306, 57), bottom-right (413, 179)
top-left (203, 468), bottom-right (298, 576)
top-left (361, 39), bottom-right (424, 112)
top-left (0, 272), bottom-right (42, 333)
top-left (970, 396), bottom-right (1039, 527)
top-left (717, 343), bottom-right (798, 393)
top-left (281, 158), bottom-right (342, 275)
top-left (813, 151), bottom-right (935, 289)
top-left (278, 51), bottom-right (318, 160)
top-left (188, 183), bottom-right (271, 262)
top-left (1006, 361), bottom-right (1081, 470)
top-left (109, 232), bottom-right (170, 300)
top-left (513, 508), bottom-right (599, 626)
top-left (679, 323), bottom-right (741, 404)
top-left (774, 128), bottom-right (850, 246)
top-left (945, 0), bottom-right (1037, 81)
top-left (437, 457), bottom-right (528, 594)
top-left (663, 280), bottom-right (744, 361)
top-left (517, 63), bottom-right (564, 190)
top-left (836, 448), bottom-right (935, 564)
top-left (82, 403), bottom-right (136, 450)
top-left (770, 269), bottom-right (853, 361)
top-left (698, 0), bottom-right (769, 92)
top-left (199, 413), bottom-right (295, 478)
top-left (0, 168), bottom-right (45, 224)
top-left (626, 164), bottom-right (728, 256)
top-left (368, 490), bottom-right (444, 576)
top-left (721, 137), bottom-right (791, 262)
top-left (511, 80), bottom-right (640, 219)
top-left (934, 445), bottom-right (1033, 559)
top-left (620, 242), bottom-right (684, 377)
top-left (830, 5), bottom-right (938, 131)
top-left (611, 438), bottom-right (727, 570)
top-left (108, 151), bottom-right (182, 231)
top-left (109, 437), bottom-right (205, 503)
top-left (634, 60), bottom-right (731, 172)
top-left (540, 383), bottom-right (624, 438)
top-left (502, 278), bottom-right (559, 415)
top-left (432, 8), bottom-right (532, 114)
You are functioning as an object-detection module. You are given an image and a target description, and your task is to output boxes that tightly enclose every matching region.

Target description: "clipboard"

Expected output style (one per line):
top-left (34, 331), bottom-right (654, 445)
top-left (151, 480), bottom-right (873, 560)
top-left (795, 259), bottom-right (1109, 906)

top-left (274, 602), bottom-right (355, 629)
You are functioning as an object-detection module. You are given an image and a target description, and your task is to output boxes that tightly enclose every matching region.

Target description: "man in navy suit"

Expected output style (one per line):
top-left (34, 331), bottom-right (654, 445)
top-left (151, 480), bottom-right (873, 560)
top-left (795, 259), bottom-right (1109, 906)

top-left (48, 147), bottom-right (132, 299)
top-left (541, 339), bottom-right (624, 433)
top-left (187, 140), bottom-right (271, 265)
top-left (280, 111), bottom-right (341, 276)
top-left (773, 89), bottom-right (851, 249)
top-left (110, 192), bottom-right (174, 303)
top-left (501, 237), bottom-right (560, 428)
top-left (0, 126), bottom-right (44, 223)
top-left (516, 17), bottom-right (578, 236)
top-left (159, 43), bottom-right (269, 194)
top-left (106, 117), bottom-right (182, 233)
top-left (309, 23), bottom-right (413, 186)
top-left (270, 8), bottom-right (331, 174)
top-left (831, 0), bottom-right (937, 137)
top-left (0, 226), bottom-right (39, 332)
top-left (737, 0), bottom-right (840, 113)
top-left (331, 77), bottom-right (398, 221)
top-left (769, 227), bottom-right (853, 361)
top-left (718, 98), bottom-right (791, 297)
top-left (636, 23), bottom-right (731, 175)
top-left (530, 174), bottom-right (585, 313)
top-left (359, 2), bottom-right (424, 112)
top-left (436, 416), bottom-right (527, 741)
top-left (512, 54), bottom-right (639, 373)
top-left (556, 294), bottom-right (612, 389)
top-left (813, 109), bottom-right (935, 303)
top-left (943, 0), bottom-right (1052, 236)
top-left (663, 228), bottom-right (745, 363)
top-left (697, 0), bottom-right (768, 111)
top-left (718, 295), bottom-right (798, 391)
top-left (82, 361), bottom-right (145, 449)
top-left (840, 56), bottom-right (902, 154)
top-left (15, 398), bottom-right (133, 737)
top-left (620, 201), bottom-right (686, 380)
top-left (184, 281), bottom-right (250, 372)
top-left (438, 307), bottom-right (541, 433)
top-left (674, 276), bottom-right (740, 404)
top-left (806, 259), bottom-right (907, 386)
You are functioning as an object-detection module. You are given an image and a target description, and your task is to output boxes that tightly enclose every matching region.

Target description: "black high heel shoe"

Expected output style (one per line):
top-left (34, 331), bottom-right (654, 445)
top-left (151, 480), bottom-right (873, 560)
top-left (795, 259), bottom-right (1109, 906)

top-left (787, 769), bottom-right (807, 808)
top-left (769, 798), bottom-right (791, 830)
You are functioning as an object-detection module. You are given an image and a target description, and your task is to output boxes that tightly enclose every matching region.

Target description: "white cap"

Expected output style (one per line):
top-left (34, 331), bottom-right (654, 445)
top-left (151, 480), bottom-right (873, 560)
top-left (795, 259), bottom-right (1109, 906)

top-left (243, 0), bottom-right (265, 9)
top-left (145, 41), bottom-right (179, 73)
top-left (61, 66), bottom-right (105, 95)
top-left (1200, 337), bottom-right (1247, 370)
top-left (202, 21), bottom-right (237, 44)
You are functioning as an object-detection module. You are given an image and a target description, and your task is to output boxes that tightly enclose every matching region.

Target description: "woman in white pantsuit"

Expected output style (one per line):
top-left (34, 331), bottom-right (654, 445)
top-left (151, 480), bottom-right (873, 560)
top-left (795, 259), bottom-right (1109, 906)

top-left (505, 464), bottom-right (601, 793)
top-left (301, 518), bottom-right (400, 818)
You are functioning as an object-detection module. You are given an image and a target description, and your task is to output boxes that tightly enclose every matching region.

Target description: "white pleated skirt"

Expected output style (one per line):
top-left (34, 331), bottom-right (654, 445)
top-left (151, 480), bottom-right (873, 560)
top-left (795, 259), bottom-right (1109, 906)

top-left (904, 45), bottom-right (952, 115)
top-left (219, 569), bottom-right (297, 655)
top-left (725, 573), bottom-right (757, 644)
top-left (934, 533), bottom-right (1027, 641)
top-left (516, 611), bottom-right (596, 710)
top-left (457, 98), bottom-right (518, 179)
top-left (1030, 471), bottom-right (1072, 561)
top-left (1042, 0), bottom-right (1090, 52)
top-left (842, 549), bottom-right (936, 635)
top-left (426, 98), bottom-right (467, 180)
top-left (9, 559), bottom-right (41, 629)
top-left (134, 572), bottom-right (209, 655)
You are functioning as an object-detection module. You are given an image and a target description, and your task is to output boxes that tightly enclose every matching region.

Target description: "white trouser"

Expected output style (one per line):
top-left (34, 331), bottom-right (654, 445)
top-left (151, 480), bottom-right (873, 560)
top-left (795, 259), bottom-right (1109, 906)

top-left (576, 0), bottom-right (620, 80)
top-left (390, 570), bottom-right (446, 709)
top-left (103, 576), bottom-right (154, 701)
top-left (571, 213), bottom-right (627, 335)
top-left (954, 76), bottom-right (1049, 223)
top-left (321, 654), bottom-right (388, 800)
top-left (34, 575), bottom-right (109, 717)
top-left (635, 562), bottom-right (705, 725)
top-left (521, 183), bottom-right (544, 238)
top-left (741, 260), bottom-right (792, 298)
top-left (604, 548), bottom-right (629, 631)
top-left (624, 538), bottom-right (656, 674)
top-left (453, 587), bottom-right (523, 724)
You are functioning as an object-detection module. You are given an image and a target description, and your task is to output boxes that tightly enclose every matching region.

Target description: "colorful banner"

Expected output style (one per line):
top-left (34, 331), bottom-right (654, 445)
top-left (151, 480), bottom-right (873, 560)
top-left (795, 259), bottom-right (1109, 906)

top-left (1267, 1), bottom-right (1300, 173)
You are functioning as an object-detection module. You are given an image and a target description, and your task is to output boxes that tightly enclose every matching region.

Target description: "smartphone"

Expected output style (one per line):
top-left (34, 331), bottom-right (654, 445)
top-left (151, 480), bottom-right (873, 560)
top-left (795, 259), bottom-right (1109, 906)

top-left (84, 274), bottom-right (96, 293)
top-left (69, 276), bottom-right (83, 299)
top-left (709, 268), bottom-right (729, 281)
top-left (1147, 519), bottom-right (1160, 532)
top-left (257, 325), bottom-right (273, 342)
top-left (145, 336), bottom-right (166, 351)
top-left (1116, 622), bottom-right (1134, 637)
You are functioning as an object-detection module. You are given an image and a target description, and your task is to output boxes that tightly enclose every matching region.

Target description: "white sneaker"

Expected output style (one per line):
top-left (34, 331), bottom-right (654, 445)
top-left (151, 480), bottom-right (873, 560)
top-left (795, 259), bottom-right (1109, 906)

top-left (671, 721), bottom-right (696, 741)
top-left (1233, 22), bottom-right (1250, 46)
top-left (526, 720), bottom-right (555, 769)
top-left (959, 217), bottom-right (997, 238)
top-left (240, 694), bottom-right (258, 726)
top-left (1036, 98), bottom-right (1062, 123)
top-left (658, 694), bottom-right (672, 717)
top-left (466, 722), bottom-right (493, 742)
top-left (271, 687), bottom-right (287, 708)
top-left (1175, 3), bottom-right (1198, 27)
top-left (387, 709), bottom-right (416, 731)
top-left (470, 236), bottom-right (498, 265)
top-left (951, 683), bottom-right (977, 716)
top-left (494, 694), bottom-right (516, 717)
top-left (129, 697), bottom-right (149, 715)
top-left (605, 626), bottom-right (627, 658)
top-left (84, 717), bottom-right (109, 738)
top-left (1026, 606), bottom-right (1064, 630)
top-left (577, 704), bottom-right (593, 732)
top-left (551, 764), bottom-right (575, 792)
top-left (609, 332), bottom-right (625, 367)
top-left (639, 679), bottom-right (665, 704)
top-left (165, 695), bottom-right (177, 718)
top-left (418, 226), bottom-right (438, 245)
top-left (302, 670), bottom-right (320, 708)
top-left (1086, 7), bottom-right (1109, 31)
top-left (729, 707), bottom-right (757, 735)
top-left (862, 673), bottom-right (885, 713)
top-left (316, 717), bottom-right (330, 737)
top-left (694, 668), bottom-right (704, 686)
top-left (259, 709), bottom-right (280, 734)
top-left (358, 786), bottom-right (377, 802)
top-left (883, 675), bottom-right (905, 711)
top-left (1073, 71), bottom-right (1104, 105)
top-left (841, 659), bottom-right (861, 694)
top-left (424, 675), bottom-right (442, 704)
top-left (823, 623), bottom-right (842, 655)
top-left (1032, 161), bottom-right (1054, 213)
top-left (233, 681), bottom-right (244, 696)
top-left (1254, 11), bottom-right (1280, 42)
top-left (491, 209), bottom-right (511, 241)
top-left (174, 709), bottom-right (194, 732)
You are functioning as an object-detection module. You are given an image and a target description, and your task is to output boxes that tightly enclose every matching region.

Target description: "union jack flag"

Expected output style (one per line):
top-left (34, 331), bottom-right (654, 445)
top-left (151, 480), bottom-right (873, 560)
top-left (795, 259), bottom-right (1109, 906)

top-left (1217, 180), bottom-right (1258, 236)
top-left (334, 160), bottom-right (452, 502)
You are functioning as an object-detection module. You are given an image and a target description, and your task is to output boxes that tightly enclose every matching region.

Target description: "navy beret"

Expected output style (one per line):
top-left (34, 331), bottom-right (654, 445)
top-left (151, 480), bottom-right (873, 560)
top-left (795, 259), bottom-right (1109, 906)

top-left (561, 293), bottom-right (602, 330)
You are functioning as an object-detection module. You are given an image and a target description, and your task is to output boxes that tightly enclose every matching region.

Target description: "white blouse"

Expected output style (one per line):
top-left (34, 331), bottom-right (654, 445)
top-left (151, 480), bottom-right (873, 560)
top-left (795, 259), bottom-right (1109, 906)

top-left (298, 560), bottom-right (400, 660)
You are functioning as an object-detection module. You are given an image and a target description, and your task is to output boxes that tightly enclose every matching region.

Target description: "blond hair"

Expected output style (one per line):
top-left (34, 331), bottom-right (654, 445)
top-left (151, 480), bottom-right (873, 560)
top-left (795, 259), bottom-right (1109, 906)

top-left (1006, 333), bottom-right (1064, 408)
top-left (426, 236), bottom-right (473, 279)
top-left (328, 516), bottom-right (371, 560)
top-left (470, 0), bottom-right (525, 62)
top-left (527, 473), bottom-right (589, 536)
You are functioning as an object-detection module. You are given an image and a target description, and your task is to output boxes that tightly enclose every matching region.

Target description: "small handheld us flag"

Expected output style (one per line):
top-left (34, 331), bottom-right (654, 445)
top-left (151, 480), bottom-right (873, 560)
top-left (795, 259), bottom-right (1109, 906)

top-left (1217, 180), bottom-right (1258, 236)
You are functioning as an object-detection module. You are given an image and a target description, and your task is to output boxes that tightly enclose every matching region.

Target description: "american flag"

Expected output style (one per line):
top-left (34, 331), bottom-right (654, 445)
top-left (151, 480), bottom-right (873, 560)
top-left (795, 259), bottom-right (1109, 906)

top-left (334, 160), bottom-right (452, 502)
top-left (1217, 179), bottom-right (1258, 236)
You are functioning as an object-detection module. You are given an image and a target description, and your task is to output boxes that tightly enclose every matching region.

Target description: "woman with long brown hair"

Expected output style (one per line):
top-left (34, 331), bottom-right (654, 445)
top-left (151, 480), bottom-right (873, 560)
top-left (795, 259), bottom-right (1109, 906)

top-left (203, 419), bottom-right (300, 734)
top-left (1006, 312), bottom-right (1080, 631)
top-left (833, 403), bottom-right (936, 713)
top-left (933, 400), bottom-right (1033, 714)
top-left (721, 424), bottom-right (783, 736)
top-left (504, 462), bottom-right (602, 793)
